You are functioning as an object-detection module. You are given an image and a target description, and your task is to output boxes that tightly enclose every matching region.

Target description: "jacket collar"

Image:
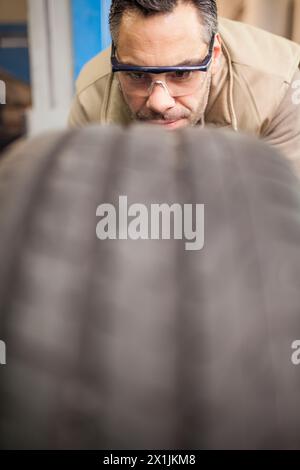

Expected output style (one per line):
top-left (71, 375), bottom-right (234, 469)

top-left (205, 38), bottom-right (238, 131)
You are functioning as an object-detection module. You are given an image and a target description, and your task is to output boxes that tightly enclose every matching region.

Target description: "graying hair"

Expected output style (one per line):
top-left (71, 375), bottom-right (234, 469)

top-left (109, 0), bottom-right (218, 45)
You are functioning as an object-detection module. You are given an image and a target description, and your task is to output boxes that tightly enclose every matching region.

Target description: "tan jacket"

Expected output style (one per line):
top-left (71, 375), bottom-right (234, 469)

top-left (68, 18), bottom-right (300, 174)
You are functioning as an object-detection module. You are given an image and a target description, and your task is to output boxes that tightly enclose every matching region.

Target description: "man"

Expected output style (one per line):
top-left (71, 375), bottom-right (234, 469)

top-left (68, 0), bottom-right (300, 174)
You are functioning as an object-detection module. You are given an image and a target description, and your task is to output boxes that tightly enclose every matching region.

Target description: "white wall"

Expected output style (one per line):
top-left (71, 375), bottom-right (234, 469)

top-left (27, 0), bottom-right (74, 135)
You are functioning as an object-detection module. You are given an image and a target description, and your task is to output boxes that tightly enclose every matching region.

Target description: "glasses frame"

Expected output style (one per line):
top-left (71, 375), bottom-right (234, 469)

top-left (111, 33), bottom-right (216, 74)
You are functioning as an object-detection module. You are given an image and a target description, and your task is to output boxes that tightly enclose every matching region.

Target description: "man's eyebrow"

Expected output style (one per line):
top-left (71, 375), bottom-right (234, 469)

top-left (172, 58), bottom-right (204, 66)
top-left (117, 57), bottom-right (204, 67)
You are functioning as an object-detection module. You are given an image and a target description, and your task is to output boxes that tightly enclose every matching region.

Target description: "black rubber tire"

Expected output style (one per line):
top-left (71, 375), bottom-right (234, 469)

top-left (0, 125), bottom-right (300, 450)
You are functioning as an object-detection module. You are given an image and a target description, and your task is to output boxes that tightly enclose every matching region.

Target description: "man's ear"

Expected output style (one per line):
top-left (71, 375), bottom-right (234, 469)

top-left (211, 33), bottom-right (222, 75)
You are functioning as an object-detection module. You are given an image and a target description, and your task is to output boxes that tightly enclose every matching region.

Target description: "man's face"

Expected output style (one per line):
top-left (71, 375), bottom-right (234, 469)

top-left (116, 1), bottom-right (221, 130)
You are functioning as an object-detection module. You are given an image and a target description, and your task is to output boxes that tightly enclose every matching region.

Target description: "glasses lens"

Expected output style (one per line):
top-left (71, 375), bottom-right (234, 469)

top-left (166, 71), bottom-right (206, 96)
top-left (117, 70), bottom-right (206, 97)
top-left (116, 72), bottom-right (152, 96)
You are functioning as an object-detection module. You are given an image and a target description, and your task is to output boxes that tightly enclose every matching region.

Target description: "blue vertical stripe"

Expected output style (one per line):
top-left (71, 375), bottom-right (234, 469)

top-left (100, 0), bottom-right (112, 51)
top-left (71, 0), bottom-right (111, 80)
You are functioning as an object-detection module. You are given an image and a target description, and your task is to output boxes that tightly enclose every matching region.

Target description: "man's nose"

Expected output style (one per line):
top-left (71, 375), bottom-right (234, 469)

top-left (146, 82), bottom-right (176, 114)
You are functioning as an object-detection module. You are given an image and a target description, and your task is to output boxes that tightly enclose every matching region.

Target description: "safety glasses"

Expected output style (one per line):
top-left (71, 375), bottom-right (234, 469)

top-left (111, 34), bottom-right (215, 97)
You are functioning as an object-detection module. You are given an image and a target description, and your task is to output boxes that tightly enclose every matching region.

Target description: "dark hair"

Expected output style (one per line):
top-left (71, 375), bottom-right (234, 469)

top-left (109, 0), bottom-right (218, 45)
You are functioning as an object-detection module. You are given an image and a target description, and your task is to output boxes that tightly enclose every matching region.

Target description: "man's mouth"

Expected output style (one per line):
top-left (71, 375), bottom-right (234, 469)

top-left (146, 118), bottom-right (187, 129)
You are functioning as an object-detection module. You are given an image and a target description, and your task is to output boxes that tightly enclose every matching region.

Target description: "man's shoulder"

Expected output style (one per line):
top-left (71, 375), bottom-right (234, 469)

top-left (76, 46), bottom-right (112, 94)
top-left (219, 17), bottom-right (300, 82)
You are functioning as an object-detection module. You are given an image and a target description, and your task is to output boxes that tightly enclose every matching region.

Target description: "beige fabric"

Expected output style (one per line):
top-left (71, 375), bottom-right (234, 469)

top-left (217, 0), bottom-right (300, 43)
top-left (294, 0), bottom-right (300, 43)
top-left (263, 69), bottom-right (300, 175)
top-left (68, 18), bottom-right (300, 175)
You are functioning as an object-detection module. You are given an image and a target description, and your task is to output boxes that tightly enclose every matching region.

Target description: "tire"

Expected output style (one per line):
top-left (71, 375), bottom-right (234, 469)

top-left (0, 125), bottom-right (300, 449)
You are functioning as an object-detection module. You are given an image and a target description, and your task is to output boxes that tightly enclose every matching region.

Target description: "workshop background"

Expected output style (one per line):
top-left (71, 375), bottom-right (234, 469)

top-left (0, 0), bottom-right (299, 152)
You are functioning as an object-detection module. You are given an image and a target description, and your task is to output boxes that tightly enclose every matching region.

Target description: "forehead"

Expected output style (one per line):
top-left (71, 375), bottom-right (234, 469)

top-left (117, 2), bottom-right (207, 67)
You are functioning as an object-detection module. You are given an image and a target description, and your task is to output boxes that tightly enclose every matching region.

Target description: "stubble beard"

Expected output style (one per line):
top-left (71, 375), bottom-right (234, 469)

top-left (120, 70), bottom-right (213, 128)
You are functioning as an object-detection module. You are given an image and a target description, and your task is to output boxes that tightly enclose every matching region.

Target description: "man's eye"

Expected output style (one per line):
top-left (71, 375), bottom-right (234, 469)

top-left (127, 72), bottom-right (146, 81)
top-left (172, 71), bottom-right (193, 80)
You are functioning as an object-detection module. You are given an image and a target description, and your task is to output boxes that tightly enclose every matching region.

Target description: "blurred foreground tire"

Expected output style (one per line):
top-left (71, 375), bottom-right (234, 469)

top-left (0, 125), bottom-right (300, 449)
